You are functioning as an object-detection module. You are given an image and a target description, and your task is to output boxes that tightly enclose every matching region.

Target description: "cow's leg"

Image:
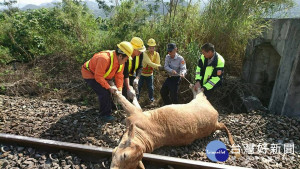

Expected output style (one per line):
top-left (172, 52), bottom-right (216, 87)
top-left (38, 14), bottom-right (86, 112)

top-left (132, 96), bottom-right (142, 109)
top-left (120, 81), bottom-right (142, 110)
top-left (114, 91), bottom-right (142, 116)
top-left (128, 85), bottom-right (142, 109)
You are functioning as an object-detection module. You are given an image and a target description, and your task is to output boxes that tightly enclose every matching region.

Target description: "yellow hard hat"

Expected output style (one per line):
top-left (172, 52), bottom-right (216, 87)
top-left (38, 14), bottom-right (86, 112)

top-left (147, 38), bottom-right (156, 46)
top-left (130, 37), bottom-right (146, 52)
top-left (117, 41), bottom-right (133, 60)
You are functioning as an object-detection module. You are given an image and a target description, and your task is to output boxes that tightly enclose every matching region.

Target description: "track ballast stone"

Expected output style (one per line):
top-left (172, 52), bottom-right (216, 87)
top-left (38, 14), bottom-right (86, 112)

top-left (0, 95), bottom-right (299, 169)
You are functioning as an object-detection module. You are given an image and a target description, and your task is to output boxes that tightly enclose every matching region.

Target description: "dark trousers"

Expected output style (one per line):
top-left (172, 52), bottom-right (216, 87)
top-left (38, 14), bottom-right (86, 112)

top-left (138, 75), bottom-right (154, 101)
top-left (122, 76), bottom-right (135, 98)
top-left (84, 79), bottom-right (112, 116)
top-left (160, 76), bottom-right (181, 105)
top-left (204, 88), bottom-right (214, 100)
top-left (203, 82), bottom-right (220, 101)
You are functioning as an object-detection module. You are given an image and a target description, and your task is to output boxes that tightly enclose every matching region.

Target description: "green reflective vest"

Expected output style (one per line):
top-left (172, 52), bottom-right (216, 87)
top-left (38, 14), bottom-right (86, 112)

top-left (195, 52), bottom-right (225, 90)
top-left (85, 50), bottom-right (123, 78)
top-left (128, 55), bottom-right (139, 76)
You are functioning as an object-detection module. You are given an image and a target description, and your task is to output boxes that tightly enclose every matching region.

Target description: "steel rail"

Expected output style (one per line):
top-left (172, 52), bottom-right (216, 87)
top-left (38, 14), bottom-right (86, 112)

top-left (0, 133), bottom-right (250, 169)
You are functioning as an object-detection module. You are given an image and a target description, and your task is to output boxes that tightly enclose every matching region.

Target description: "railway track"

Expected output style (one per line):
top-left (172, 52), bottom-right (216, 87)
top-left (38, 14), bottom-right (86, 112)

top-left (0, 133), bottom-right (249, 169)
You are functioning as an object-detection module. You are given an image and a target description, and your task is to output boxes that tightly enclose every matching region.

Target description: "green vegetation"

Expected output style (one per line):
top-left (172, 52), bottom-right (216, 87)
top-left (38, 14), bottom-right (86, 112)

top-left (0, 0), bottom-right (101, 63)
top-left (0, 0), bottom-right (294, 76)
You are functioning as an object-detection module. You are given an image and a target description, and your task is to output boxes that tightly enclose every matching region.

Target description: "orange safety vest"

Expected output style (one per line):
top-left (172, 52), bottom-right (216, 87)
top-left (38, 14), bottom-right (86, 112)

top-left (142, 51), bottom-right (157, 74)
top-left (85, 50), bottom-right (123, 78)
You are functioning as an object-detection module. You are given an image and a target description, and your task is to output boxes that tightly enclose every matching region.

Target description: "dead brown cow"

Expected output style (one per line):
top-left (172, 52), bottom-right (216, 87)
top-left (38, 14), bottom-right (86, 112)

top-left (110, 85), bottom-right (234, 169)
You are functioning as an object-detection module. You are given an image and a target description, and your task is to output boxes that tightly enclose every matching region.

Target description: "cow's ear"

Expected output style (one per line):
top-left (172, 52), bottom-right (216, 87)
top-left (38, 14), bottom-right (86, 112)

top-left (128, 123), bottom-right (135, 139)
top-left (136, 144), bottom-right (144, 160)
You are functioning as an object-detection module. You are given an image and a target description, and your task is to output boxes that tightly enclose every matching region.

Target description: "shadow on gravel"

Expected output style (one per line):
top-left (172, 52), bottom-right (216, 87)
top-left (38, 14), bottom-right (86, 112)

top-left (40, 108), bottom-right (127, 149)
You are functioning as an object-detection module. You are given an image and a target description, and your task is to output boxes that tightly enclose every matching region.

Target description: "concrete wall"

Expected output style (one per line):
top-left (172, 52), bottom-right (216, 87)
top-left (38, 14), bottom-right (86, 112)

top-left (243, 18), bottom-right (300, 117)
top-left (242, 43), bottom-right (281, 106)
top-left (283, 60), bottom-right (300, 116)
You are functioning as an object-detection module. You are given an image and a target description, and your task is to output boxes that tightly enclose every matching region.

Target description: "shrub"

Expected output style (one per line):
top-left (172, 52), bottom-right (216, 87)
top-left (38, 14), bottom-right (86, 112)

top-left (0, 0), bottom-right (102, 63)
top-left (0, 46), bottom-right (13, 65)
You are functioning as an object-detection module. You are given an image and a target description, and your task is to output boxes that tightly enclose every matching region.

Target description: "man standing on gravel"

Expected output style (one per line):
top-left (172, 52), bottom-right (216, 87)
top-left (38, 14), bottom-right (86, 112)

top-left (81, 41), bottom-right (133, 122)
top-left (138, 38), bottom-right (163, 103)
top-left (160, 43), bottom-right (187, 105)
top-left (122, 37), bottom-right (146, 100)
top-left (194, 43), bottom-right (225, 100)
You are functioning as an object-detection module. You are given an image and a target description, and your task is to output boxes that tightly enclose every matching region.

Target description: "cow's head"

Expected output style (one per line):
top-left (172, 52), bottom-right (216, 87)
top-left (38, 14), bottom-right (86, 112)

top-left (110, 124), bottom-right (145, 169)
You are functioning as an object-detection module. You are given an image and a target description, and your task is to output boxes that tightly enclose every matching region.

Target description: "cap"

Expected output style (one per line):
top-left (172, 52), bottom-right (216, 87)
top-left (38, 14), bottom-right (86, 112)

top-left (167, 43), bottom-right (176, 52)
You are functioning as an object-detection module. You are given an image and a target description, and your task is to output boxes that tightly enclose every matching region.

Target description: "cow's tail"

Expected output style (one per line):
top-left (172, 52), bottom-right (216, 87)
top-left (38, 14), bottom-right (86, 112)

top-left (216, 122), bottom-right (241, 157)
top-left (216, 122), bottom-right (234, 145)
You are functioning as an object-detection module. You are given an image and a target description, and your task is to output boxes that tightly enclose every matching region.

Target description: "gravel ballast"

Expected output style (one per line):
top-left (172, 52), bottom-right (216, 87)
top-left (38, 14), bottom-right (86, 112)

top-left (0, 95), bottom-right (299, 169)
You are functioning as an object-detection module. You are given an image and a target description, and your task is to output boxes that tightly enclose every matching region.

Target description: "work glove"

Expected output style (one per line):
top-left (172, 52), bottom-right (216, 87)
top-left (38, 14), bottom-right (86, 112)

top-left (127, 87), bottom-right (136, 100)
top-left (133, 78), bottom-right (139, 89)
top-left (158, 66), bottom-right (164, 71)
top-left (109, 86), bottom-right (118, 94)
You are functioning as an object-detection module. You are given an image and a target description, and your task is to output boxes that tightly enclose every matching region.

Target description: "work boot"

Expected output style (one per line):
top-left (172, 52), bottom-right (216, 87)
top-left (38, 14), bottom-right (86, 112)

top-left (101, 115), bottom-right (115, 122)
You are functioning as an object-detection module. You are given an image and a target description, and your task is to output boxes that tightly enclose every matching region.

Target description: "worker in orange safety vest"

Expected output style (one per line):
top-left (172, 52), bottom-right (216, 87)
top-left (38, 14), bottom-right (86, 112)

top-left (81, 41), bottom-right (133, 122)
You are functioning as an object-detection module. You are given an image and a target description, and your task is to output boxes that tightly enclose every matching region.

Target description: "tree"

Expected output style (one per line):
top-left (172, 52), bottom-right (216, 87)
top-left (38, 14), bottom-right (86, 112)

top-left (0, 0), bottom-right (18, 15)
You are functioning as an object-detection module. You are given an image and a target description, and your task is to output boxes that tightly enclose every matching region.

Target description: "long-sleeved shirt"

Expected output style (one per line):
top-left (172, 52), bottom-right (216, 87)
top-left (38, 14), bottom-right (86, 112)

top-left (123, 53), bottom-right (143, 78)
top-left (81, 51), bottom-right (124, 90)
top-left (164, 53), bottom-right (187, 76)
top-left (141, 51), bottom-right (161, 76)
